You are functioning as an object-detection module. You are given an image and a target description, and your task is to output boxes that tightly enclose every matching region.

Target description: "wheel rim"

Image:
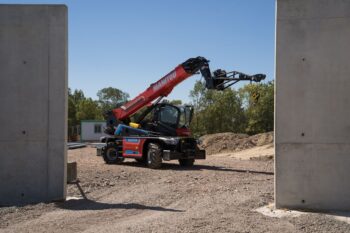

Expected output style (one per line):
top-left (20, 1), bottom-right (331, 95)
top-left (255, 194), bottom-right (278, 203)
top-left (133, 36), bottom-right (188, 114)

top-left (106, 148), bottom-right (118, 161)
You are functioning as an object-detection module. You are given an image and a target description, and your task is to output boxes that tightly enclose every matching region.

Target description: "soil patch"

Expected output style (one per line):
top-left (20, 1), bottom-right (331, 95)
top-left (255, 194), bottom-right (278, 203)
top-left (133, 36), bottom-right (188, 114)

top-left (200, 131), bottom-right (274, 155)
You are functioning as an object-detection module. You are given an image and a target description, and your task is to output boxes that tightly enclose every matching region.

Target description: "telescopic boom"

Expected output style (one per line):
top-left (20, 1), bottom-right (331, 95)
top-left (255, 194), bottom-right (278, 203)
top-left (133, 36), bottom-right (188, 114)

top-left (104, 56), bottom-right (265, 134)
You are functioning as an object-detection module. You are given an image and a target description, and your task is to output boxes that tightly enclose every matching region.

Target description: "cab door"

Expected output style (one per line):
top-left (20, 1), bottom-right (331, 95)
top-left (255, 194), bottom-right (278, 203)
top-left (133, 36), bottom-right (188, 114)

top-left (153, 104), bottom-right (180, 136)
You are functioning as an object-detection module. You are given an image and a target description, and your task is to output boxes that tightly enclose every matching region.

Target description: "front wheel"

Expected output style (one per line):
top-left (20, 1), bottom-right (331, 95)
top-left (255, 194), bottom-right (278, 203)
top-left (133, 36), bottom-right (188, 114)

top-left (102, 142), bottom-right (124, 164)
top-left (179, 158), bottom-right (195, 167)
top-left (147, 143), bottom-right (163, 169)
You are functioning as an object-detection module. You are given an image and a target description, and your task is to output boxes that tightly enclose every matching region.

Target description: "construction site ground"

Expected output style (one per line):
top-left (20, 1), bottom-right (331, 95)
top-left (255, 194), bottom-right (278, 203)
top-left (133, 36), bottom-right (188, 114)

top-left (1, 133), bottom-right (350, 233)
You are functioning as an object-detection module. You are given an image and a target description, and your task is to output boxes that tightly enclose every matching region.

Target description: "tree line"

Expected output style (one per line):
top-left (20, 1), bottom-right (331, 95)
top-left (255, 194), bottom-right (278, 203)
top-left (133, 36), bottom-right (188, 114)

top-left (68, 87), bottom-right (129, 135)
top-left (189, 80), bottom-right (274, 137)
top-left (68, 81), bottom-right (274, 137)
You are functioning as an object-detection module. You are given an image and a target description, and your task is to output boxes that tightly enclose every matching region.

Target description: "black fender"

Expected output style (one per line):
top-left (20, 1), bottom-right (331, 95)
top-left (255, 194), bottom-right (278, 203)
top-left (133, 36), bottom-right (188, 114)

top-left (100, 136), bottom-right (117, 143)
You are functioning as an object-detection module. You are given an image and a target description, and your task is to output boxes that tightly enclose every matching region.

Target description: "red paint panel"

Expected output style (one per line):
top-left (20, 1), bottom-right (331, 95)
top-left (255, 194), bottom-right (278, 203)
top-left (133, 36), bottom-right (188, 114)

top-left (122, 138), bottom-right (146, 158)
top-left (176, 128), bottom-right (191, 136)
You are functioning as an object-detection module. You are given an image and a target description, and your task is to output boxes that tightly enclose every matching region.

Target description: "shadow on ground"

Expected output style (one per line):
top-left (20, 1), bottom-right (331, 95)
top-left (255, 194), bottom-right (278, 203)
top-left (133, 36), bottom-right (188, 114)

top-left (118, 161), bottom-right (274, 175)
top-left (57, 199), bottom-right (183, 212)
top-left (59, 182), bottom-right (183, 212)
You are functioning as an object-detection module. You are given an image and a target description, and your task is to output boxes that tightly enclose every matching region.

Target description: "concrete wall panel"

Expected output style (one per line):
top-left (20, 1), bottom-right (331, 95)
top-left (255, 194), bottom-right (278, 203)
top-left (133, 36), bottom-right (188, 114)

top-left (0, 5), bottom-right (67, 205)
top-left (276, 0), bottom-right (350, 210)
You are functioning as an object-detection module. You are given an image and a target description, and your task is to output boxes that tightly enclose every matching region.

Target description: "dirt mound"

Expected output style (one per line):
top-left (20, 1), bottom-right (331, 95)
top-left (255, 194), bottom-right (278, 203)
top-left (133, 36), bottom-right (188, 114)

top-left (199, 131), bottom-right (274, 155)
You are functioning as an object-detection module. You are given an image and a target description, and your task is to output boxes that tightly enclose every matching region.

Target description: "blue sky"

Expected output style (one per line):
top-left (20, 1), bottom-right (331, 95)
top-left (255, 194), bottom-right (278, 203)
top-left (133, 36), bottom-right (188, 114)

top-left (4, 0), bottom-right (275, 103)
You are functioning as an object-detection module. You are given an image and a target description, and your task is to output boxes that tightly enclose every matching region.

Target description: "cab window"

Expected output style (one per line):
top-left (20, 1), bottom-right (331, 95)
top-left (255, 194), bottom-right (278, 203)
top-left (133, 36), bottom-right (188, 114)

top-left (158, 105), bottom-right (179, 126)
top-left (179, 106), bottom-right (192, 127)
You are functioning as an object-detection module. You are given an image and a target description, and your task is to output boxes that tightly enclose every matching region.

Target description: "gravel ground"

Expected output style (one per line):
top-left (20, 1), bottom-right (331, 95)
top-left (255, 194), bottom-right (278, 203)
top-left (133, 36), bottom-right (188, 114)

top-left (0, 147), bottom-right (349, 233)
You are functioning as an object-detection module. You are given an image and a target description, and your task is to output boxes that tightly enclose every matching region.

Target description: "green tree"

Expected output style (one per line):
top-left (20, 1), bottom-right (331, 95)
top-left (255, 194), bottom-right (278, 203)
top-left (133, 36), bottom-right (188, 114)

top-left (68, 89), bottom-right (104, 137)
top-left (239, 81), bottom-right (274, 134)
top-left (76, 98), bottom-right (103, 122)
top-left (188, 80), bottom-right (274, 136)
top-left (189, 80), bottom-right (210, 111)
top-left (169, 99), bottom-right (182, 105)
top-left (189, 80), bottom-right (246, 137)
top-left (97, 87), bottom-right (129, 113)
top-left (68, 88), bottom-right (76, 128)
top-left (68, 89), bottom-right (86, 127)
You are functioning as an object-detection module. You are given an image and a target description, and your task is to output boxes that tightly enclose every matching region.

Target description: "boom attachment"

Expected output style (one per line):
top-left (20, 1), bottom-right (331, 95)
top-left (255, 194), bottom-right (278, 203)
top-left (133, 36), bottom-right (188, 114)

top-left (179, 56), bottom-right (266, 90)
top-left (201, 68), bottom-right (266, 91)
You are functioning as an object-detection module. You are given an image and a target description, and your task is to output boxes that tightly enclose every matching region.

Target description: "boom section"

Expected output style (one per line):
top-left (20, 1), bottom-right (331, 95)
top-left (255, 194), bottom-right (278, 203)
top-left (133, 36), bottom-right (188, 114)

top-left (113, 65), bottom-right (191, 120)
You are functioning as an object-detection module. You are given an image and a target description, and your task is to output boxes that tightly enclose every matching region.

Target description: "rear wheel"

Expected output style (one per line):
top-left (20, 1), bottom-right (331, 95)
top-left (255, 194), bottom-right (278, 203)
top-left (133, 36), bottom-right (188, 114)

top-left (179, 158), bottom-right (195, 167)
top-left (102, 142), bottom-right (124, 164)
top-left (147, 143), bottom-right (163, 169)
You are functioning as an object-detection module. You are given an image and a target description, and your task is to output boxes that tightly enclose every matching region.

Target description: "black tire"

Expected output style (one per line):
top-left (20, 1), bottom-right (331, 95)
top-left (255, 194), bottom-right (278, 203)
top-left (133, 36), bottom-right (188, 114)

top-left (179, 158), bottom-right (195, 167)
top-left (147, 143), bottom-right (163, 169)
top-left (102, 142), bottom-right (124, 164)
top-left (134, 158), bottom-right (146, 164)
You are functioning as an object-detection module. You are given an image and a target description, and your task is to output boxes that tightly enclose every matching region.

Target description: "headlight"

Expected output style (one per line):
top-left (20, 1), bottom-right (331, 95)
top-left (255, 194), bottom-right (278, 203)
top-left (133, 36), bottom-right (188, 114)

top-left (160, 137), bottom-right (179, 145)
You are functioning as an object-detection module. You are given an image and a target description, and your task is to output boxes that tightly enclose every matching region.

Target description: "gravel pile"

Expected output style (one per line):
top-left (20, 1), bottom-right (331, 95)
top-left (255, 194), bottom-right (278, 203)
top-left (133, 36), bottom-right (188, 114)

top-left (199, 131), bottom-right (274, 155)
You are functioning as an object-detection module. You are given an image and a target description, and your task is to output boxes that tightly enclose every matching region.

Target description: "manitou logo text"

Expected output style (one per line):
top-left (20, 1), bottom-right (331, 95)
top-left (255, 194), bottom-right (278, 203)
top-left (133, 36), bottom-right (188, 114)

top-left (152, 71), bottom-right (177, 92)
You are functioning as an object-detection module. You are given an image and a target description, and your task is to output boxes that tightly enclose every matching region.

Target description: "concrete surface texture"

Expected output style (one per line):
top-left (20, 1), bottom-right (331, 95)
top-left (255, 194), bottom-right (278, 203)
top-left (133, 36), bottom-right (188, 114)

top-left (275, 0), bottom-right (350, 211)
top-left (0, 5), bottom-right (68, 205)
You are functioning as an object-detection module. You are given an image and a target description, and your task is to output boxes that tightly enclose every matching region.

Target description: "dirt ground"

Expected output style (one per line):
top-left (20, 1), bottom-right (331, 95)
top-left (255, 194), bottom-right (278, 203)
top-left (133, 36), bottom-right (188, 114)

top-left (200, 132), bottom-right (274, 155)
top-left (1, 145), bottom-right (350, 233)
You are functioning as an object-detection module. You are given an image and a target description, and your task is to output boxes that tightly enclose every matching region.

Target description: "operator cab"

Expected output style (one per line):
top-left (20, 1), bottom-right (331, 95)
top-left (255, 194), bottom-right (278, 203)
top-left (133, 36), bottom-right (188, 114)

top-left (139, 103), bottom-right (193, 136)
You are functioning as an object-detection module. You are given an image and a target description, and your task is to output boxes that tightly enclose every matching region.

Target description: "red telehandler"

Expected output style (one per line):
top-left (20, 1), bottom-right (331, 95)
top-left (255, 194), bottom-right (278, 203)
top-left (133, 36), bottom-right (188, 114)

top-left (100, 56), bottom-right (265, 168)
